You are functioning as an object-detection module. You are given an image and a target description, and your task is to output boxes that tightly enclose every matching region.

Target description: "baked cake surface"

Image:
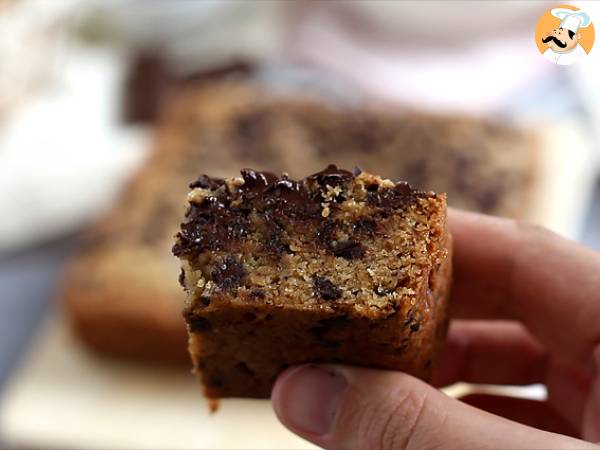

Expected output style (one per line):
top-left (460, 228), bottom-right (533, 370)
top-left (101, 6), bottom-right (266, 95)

top-left (62, 80), bottom-right (533, 366)
top-left (173, 166), bottom-right (452, 398)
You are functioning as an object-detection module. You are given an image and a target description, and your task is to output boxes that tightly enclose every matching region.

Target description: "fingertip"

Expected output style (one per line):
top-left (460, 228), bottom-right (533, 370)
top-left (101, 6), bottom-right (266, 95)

top-left (271, 365), bottom-right (307, 420)
top-left (271, 364), bottom-right (348, 440)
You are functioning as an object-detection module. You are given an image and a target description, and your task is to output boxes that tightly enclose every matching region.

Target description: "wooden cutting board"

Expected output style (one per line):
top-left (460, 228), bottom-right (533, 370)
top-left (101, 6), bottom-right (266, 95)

top-left (0, 318), bottom-right (317, 450)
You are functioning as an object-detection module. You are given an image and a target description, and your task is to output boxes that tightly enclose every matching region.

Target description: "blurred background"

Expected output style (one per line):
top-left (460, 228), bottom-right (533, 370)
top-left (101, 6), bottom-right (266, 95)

top-left (1, 1), bottom-right (599, 449)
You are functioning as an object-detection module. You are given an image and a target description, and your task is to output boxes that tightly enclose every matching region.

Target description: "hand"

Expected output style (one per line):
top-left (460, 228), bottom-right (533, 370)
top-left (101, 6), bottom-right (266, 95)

top-left (271, 209), bottom-right (600, 449)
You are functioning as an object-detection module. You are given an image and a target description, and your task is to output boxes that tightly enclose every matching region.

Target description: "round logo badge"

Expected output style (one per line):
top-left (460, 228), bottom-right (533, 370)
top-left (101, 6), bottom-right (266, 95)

top-left (535, 4), bottom-right (595, 65)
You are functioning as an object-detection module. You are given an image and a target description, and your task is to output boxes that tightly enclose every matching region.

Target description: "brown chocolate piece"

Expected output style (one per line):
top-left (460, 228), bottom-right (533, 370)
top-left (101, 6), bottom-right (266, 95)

top-left (122, 51), bottom-right (174, 124)
top-left (211, 256), bottom-right (246, 292)
top-left (122, 52), bottom-right (253, 124)
top-left (312, 275), bottom-right (342, 301)
top-left (331, 240), bottom-right (365, 260)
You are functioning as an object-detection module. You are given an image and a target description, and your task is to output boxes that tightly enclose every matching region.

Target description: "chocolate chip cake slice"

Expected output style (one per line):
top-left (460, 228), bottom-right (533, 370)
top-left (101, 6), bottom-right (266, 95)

top-left (173, 165), bottom-right (452, 398)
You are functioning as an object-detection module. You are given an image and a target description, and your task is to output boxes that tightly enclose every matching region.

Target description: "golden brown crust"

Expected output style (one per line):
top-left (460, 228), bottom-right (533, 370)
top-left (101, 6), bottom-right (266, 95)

top-left (177, 167), bottom-right (452, 398)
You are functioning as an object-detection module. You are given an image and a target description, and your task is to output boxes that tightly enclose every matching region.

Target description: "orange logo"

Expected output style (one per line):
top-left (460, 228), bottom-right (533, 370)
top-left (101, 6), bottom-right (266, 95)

top-left (534, 4), bottom-right (595, 65)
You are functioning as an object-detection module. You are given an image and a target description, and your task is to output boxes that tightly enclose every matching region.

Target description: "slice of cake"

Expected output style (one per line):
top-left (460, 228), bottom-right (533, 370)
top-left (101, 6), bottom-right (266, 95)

top-left (173, 165), bottom-right (452, 398)
top-left (63, 80), bottom-right (533, 368)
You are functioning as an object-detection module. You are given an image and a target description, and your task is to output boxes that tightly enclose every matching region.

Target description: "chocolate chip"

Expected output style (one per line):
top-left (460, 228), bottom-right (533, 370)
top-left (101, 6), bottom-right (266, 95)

top-left (316, 219), bottom-right (338, 247)
top-left (172, 201), bottom-right (252, 257)
top-left (242, 312), bottom-right (256, 322)
top-left (184, 313), bottom-right (212, 332)
top-left (405, 309), bottom-right (422, 332)
top-left (366, 181), bottom-right (422, 210)
top-left (312, 275), bottom-right (342, 301)
top-left (353, 218), bottom-right (377, 236)
top-left (306, 164), bottom-right (353, 188)
top-left (234, 361), bottom-right (254, 375)
top-left (178, 268), bottom-right (186, 287)
top-left (318, 315), bottom-right (349, 328)
top-left (211, 256), bottom-right (246, 292)
top-left (318, 221), bottom-right (365, 258)
top-left (264, 233), bottom-right (291, 256)
top-left (239, 170), bottom-right (320, 217)
top-left (332, 240), bottom-right (365, 259)
top-left (375, 286), bottom-right (392, 296)
top-left (395, 343), bottom-right (408, 354)
top-left (206, 374), bottom-right (224, 388)
top-left (239, 169), bottom-right (278, 195)
top-left (308, 323), bottom-right (342, 349)
top-left (311, 315), bottom-right (349, 340)
top-left (200, 296), bottom-right (211, 306)
top-left (247, 289), bottom-right (265, 300)
top-left (122, 51), bottom-right (173, 124)
top-left (195, 360), bottom-right (206, 370)
top-left (189, 174), bottom-right (226, 190)
top-left (226, 215), bottom-right (252, 241)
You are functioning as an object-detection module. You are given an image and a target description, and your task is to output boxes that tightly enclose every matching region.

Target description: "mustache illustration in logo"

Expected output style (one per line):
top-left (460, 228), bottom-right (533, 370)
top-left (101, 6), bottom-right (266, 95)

top-left (542, 35), bottom-right (568, 48)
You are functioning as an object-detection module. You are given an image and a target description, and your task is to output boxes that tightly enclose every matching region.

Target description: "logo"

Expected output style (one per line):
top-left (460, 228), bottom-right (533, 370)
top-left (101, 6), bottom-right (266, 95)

top-left (535, 4), bottom-right (595, 65)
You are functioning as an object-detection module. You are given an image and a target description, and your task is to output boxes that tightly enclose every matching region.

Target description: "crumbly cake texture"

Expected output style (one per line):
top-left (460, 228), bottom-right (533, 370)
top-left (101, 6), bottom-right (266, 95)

top-left (173, 166), bottom-right (452, 398)
top-left (62, 80), bottom-right (532, 366)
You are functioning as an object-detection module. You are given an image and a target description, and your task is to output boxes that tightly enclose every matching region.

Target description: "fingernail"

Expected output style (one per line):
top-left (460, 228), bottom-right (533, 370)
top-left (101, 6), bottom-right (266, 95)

top-left (273, 365), bottom-right (347, 436)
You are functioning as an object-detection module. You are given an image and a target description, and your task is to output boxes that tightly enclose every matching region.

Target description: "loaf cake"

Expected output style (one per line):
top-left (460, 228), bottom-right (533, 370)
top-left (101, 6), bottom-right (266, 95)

top-left (61, 80), bottom-right (536, 366)
top-left (173, 166), bottom-right (451, 398)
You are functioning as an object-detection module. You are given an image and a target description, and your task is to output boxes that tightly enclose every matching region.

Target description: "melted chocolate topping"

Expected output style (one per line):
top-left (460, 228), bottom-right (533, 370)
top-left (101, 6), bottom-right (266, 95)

top-left (173, 165), bottom-right (426, 258)
top-left (190, 175), bottom-right (226, 190)
top-left (306, 164), bottom-right (353, 187)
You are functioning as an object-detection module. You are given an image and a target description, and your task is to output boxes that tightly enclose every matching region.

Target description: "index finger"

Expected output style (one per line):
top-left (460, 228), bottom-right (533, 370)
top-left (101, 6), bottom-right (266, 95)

top-left (448, 209), bottom-right (600, 366)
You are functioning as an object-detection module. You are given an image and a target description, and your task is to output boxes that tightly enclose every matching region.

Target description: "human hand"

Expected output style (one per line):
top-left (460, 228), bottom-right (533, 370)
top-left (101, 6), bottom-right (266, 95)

top-left (271, 209), bottom-right (600, 449)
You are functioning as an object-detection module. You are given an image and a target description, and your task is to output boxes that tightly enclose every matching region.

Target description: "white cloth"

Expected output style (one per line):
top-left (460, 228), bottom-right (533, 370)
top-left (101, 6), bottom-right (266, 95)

top-left (543, 44), bottom-right (587, 65)
top-left (0, 48), bottom-right (149, 253)
top-left (81, 0), bottom-right (286, 76)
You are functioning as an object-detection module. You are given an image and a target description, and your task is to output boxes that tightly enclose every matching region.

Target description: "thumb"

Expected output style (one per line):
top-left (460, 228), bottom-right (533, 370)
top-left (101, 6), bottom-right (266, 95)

top-left (272, 365), bottom-right (593, 450)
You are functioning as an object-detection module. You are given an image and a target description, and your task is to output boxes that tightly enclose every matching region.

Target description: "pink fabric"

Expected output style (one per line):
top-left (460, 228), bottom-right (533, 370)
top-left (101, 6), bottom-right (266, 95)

top-left (287, 4), bottom-right (551, 114)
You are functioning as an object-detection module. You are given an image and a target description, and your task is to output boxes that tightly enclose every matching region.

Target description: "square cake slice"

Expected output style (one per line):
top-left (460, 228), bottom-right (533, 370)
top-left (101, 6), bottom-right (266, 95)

top-left (173, 165), bottom-right (452, 398)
